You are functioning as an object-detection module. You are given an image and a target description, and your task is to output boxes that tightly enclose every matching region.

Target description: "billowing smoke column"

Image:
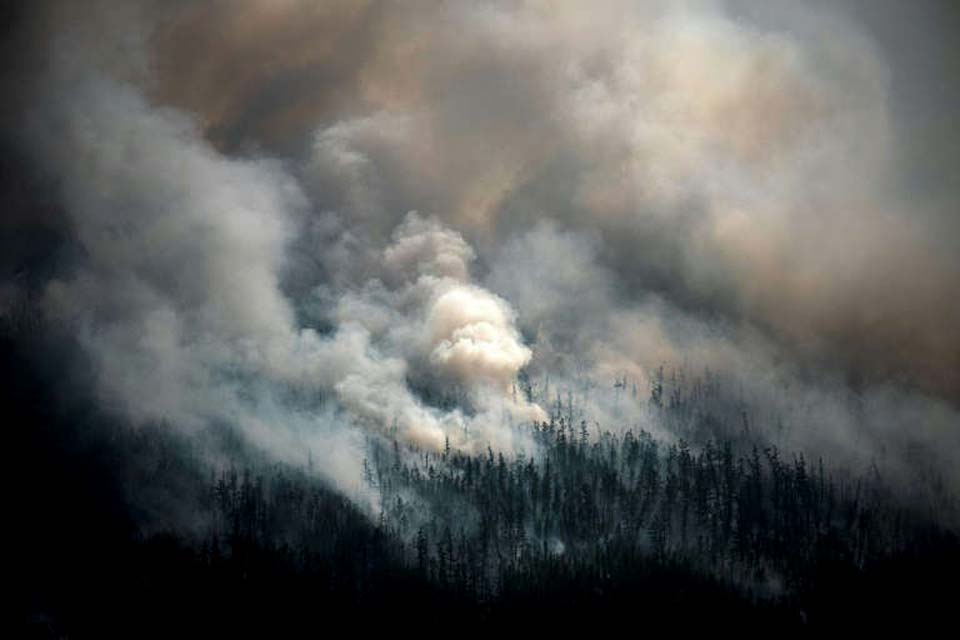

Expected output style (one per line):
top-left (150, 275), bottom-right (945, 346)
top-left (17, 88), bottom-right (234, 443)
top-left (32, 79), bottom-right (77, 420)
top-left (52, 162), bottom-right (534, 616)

top-left (324, 212), bottom-right (544, 453)
top-left (2, 0), bottom-right (958, 510)
top-left (385, 214), bottom-right (535, 395)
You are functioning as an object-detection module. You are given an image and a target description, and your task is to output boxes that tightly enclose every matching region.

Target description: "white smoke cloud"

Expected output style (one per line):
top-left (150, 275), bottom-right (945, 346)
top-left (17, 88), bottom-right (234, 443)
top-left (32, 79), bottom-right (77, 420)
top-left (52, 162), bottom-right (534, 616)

top-left (327, 212), bottom-right (544, 452)
top-left (428, 286), bottom-right (531, 388)
top-left (383, 211), bottom-right (476, 283)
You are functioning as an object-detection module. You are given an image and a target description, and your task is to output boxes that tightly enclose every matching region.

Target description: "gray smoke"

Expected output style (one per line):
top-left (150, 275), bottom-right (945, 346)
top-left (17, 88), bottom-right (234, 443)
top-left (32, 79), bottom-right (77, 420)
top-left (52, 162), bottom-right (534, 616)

top-left (3, 0), bottom-right (959, 514)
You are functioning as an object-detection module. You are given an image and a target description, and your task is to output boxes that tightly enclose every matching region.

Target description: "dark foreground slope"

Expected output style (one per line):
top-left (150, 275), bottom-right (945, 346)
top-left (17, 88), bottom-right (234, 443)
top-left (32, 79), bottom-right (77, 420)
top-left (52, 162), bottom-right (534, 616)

top-left (10, 332), bottom-right (959, 637)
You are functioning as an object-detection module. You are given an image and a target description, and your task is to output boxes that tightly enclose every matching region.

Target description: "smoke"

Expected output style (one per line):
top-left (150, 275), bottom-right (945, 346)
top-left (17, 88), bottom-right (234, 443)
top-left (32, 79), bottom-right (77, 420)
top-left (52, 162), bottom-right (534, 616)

top-left (3, 0), bottom-right (959, 516)
top-left (19, 61), bottom-right (539, 490)
top-left (318, 211), bottom-right (544, 453)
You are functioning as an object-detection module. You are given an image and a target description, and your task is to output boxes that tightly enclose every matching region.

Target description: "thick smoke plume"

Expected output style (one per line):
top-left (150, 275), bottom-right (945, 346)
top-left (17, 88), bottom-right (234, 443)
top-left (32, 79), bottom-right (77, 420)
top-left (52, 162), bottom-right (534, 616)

top-left (3, 0), bottom-right (959, 516)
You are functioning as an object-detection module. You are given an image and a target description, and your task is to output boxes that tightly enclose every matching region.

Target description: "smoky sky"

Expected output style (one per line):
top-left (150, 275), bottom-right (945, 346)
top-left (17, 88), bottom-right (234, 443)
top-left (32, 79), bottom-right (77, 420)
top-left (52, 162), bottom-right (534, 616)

top-left (2, 1), bottom-right (959, 506)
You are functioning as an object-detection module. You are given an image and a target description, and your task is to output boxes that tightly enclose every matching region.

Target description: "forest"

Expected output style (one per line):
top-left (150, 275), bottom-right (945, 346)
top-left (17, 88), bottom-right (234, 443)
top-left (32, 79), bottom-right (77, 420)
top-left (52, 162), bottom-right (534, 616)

top-left (15, 326), bottom-right (958, 636)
